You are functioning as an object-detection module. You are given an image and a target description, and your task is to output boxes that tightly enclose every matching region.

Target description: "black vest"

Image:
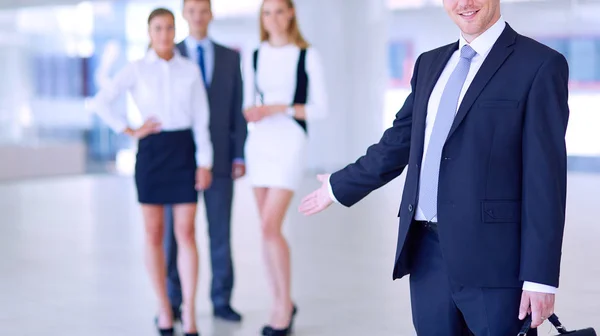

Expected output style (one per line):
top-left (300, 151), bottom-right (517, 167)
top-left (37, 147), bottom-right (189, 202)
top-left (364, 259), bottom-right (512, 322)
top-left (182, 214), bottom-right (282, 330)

top-left (252, 48), bottom-right (309, 133)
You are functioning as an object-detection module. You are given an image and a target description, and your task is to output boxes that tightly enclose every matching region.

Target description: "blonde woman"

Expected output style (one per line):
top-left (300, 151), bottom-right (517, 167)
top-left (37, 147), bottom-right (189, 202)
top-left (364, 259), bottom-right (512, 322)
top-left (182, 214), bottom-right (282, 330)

top-left (243, 0), bottom-right (328, 335)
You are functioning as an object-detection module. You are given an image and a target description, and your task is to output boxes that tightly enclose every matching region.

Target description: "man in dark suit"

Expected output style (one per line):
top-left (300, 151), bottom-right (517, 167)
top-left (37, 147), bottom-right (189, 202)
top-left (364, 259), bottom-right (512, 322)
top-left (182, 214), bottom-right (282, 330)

top-left (299, 0), bottom-right (569, 334)
top-left (164, 0), bottom-right (247, 322)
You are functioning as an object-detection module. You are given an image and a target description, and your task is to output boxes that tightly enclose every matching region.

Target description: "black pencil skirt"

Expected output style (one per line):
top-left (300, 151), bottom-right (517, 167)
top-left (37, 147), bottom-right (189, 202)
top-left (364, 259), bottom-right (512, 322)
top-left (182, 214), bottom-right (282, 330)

top-left (135, 129), bottom-right (198, 205)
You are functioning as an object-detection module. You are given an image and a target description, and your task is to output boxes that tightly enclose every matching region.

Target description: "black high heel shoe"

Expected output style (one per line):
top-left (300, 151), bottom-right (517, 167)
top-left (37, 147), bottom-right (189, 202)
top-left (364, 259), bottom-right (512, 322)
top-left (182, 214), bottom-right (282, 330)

top-left (157, 327), bottom-right (174, 336)
top-left (181, 311), bottom-right (200, 336)
top-left (154, 315), bottom-right (174, 336)
top-left (261, 305), bottom-right (298, 336)
top-left (154, 308), bottom-right (176, 336)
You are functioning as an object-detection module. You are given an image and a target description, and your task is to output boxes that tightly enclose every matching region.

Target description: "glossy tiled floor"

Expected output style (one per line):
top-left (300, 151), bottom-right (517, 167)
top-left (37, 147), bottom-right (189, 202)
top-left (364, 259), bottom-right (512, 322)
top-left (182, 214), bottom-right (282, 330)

top-left (0, 172), bottom-right (598, 335)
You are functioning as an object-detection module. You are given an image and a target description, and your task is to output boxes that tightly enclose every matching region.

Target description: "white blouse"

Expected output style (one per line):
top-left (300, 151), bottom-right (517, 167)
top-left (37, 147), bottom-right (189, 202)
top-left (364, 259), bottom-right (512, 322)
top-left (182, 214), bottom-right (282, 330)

top-left (243, 42), bottom-right (328, 121)
top-left (88, 49), bottom-right (213, 168)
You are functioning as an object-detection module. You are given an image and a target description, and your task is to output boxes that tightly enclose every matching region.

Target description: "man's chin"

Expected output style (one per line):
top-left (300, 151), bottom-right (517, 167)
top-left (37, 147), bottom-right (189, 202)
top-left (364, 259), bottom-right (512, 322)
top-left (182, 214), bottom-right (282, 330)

top-left (458, 23), bottom-right (484, 38)
top-left (192, 26), bottom-right (208, 33)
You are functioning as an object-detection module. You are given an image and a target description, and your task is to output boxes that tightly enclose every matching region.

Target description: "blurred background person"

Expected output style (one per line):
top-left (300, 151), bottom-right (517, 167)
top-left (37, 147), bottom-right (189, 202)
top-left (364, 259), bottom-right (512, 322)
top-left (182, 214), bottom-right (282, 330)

top-left (242, 0), bottom-right (328, 334)
top-left (88, 7), bottom-right (211, 336)
top-left (163, 0), bottom-right (247, 324)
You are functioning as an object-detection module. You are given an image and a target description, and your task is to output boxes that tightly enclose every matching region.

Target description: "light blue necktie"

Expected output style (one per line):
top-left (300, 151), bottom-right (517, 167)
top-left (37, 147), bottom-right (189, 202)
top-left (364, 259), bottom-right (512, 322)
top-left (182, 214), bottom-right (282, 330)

top-left (418, 45), bottom-right (477, 221)
top-left (197, 44), bottom-right (208, 87)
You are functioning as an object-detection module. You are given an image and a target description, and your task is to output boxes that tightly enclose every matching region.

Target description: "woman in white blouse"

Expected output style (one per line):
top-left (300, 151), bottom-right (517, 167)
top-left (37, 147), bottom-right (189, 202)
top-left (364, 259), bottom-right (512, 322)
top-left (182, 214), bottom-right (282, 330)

top-left (243, 0), bottom-right (328, 334)
top-left (89, 8), bottom-right (210, 336)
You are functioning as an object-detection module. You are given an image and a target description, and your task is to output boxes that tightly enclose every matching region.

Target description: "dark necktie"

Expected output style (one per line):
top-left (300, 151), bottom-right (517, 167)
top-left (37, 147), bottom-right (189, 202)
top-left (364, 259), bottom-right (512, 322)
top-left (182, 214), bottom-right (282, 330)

top-left (197, 44), bottom-right (208, 87)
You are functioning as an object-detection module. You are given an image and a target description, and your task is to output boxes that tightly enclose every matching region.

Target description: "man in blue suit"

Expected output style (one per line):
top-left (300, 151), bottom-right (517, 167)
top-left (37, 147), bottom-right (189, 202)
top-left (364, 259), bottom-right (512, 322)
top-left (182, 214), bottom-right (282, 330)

top-left (299, 0), bottom-right (569, 334)
top-left (164, 0), bottom-right (246, 322)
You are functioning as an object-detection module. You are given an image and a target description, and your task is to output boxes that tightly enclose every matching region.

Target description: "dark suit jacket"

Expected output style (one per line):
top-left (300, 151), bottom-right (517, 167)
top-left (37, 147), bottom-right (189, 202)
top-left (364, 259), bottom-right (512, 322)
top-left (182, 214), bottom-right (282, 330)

top-left (177, 41), bottom-right (247, 178)
top-left (330, 24), bottom-right (570, 289)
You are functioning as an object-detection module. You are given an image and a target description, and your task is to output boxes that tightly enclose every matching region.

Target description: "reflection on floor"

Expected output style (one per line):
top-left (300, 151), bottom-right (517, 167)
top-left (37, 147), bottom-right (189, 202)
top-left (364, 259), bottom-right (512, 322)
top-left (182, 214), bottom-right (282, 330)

top-left (0, 172), bottom-right (598, 335)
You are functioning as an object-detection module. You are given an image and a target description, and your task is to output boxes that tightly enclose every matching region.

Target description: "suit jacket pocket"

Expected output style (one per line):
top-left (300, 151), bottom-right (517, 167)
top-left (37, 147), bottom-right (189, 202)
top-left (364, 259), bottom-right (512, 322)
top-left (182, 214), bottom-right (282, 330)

top-left (481, 200), bottom-right (521, 223)
top-left (477, 100), bottom-right (520, 109)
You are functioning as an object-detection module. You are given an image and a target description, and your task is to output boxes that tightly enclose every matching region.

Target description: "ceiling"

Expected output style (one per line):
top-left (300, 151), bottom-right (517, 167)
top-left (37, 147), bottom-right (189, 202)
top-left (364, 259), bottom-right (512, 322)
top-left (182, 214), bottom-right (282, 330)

top-left (1, 0), bottom-right (597, 11)
top-left (0, 0), bottom-right (262, 17)
top-left (0, 0), bottom-right (104, 9)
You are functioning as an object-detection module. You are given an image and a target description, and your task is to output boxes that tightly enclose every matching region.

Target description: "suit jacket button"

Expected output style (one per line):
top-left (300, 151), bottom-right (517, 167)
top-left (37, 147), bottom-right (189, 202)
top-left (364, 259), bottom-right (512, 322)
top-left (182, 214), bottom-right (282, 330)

top-left (408, 204), bottom-right (414, 212)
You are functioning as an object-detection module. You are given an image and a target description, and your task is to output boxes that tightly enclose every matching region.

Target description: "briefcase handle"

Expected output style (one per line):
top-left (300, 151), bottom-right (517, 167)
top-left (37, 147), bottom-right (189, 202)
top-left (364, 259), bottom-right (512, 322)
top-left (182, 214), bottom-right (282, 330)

top-left (518, 313), bottom-right (569, 335)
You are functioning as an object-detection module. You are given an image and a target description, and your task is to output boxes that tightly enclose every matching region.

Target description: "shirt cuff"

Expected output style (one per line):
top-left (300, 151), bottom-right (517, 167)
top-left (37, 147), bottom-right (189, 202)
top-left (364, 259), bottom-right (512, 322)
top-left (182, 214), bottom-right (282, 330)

top-left (233, 158), bottom-right (245, 164)
top-left (101, 117), bottom-right (127, 135)
top-left (196, 153), bottom-right (213, 170)
top-left (115, 126), bottom-right (128, 136)
top-left (522, 281), bottom-right (557, 294)
top-left (327, 175), bottom-right (340, 204)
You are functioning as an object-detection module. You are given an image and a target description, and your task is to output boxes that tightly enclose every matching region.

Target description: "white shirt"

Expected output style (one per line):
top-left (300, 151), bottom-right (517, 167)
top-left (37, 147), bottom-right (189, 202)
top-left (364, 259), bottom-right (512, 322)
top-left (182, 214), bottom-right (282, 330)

top-left (88, 49), bottom-right (213, 168)
top-left (414, 17), bottom-right (507, 221)
top-left (243, 42), bottom-right (328, 121)
top-left (184, 36), bottom-right (214, 86)
top-left (329, 17), bottom-right (556, 294)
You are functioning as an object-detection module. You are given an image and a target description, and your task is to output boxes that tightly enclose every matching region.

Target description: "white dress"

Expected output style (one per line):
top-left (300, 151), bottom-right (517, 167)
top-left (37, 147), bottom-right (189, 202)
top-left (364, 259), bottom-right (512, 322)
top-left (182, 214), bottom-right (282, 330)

top-left (243, 42), bottom-right (328, 191)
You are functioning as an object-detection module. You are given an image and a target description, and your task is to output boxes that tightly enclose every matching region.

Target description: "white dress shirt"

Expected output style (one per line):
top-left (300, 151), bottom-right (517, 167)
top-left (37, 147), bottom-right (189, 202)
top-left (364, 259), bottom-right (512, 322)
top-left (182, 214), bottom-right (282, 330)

top-left (328, 17), bottom-right (556, 294)
top-left (414, 18), bottom-right (508, 221)
top-left (184, 36), bottom-right (214, 86)
top-left (89, 49), bottom-right (213, 168)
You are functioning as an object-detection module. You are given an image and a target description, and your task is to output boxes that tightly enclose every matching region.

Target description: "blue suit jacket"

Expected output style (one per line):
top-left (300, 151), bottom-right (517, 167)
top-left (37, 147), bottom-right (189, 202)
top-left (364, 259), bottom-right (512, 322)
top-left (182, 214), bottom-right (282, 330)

top-left (330, 24), bottom-right (570, 288)
top-left (177, 41), bottom-right (247, 178)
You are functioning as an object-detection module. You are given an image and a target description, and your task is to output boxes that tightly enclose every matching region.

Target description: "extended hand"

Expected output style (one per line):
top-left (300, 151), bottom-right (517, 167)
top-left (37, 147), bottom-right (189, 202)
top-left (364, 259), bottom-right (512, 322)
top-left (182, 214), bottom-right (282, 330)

top-left (298, 174), bottom-right (333, 216)
top-left (232, 162), bottom-right (246, 180)
top-left (519, 290), bottom-right (555, 328)
top-left (195, 167), bottom-right (212, 191)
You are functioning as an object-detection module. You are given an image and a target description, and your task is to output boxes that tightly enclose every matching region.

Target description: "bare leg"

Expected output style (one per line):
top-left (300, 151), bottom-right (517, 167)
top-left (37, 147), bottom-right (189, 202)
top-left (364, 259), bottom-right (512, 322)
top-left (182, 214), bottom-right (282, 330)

top-left (253, 187), bottom-right (280, 301)
top-left (253, 187), bottom-right (269, 214)
top-left (141, 205), bottom-right (173, 329)
top-left (172, 203), bottom-right (199, 333)
top-left (260, 188), bottom-right (295, 329)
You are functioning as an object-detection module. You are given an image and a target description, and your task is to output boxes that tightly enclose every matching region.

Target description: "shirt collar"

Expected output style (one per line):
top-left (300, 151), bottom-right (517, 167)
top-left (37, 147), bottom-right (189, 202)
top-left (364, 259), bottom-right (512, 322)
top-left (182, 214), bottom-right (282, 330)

top-left (144, 48), bottom-right (182, 64)
top-left (185, 35), bottom-right (212, 50)
top-left (458, 16), bottom-right (506, 57)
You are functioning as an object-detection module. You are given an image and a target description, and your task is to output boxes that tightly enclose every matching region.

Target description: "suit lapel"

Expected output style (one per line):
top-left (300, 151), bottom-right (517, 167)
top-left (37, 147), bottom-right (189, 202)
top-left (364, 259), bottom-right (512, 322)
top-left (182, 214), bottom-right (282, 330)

top-left (177, 39), bottom-right (217, 93)
top-left (447, 24), bottom-right (517, 139)
top-left (176, 41), bottom-right (188, 58)
top-left (423, 42), bottom-right (458, 106)
top-left (209, 44), bottom-right (225, 98)
top-left (415, 43), bottom-right (458, 154)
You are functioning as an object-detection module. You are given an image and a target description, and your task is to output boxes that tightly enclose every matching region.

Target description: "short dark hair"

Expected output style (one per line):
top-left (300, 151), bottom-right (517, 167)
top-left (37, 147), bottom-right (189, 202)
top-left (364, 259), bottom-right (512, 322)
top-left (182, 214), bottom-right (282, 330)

top-left (183, 0), bottom-right (212, 8)
top-left (148, 7), bottom-right (175, 25)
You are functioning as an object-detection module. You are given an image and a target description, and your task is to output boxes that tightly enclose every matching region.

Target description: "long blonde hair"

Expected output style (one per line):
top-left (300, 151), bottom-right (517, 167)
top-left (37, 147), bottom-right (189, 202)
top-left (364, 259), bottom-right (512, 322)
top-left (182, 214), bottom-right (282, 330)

top-left (259, 0), bottom-right (309, 49)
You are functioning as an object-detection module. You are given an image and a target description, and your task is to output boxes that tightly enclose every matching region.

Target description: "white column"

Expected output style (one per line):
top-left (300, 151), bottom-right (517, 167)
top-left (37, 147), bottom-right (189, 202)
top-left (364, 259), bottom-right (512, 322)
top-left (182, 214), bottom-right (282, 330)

top-left (294, 0), bottom-right (390, 173)
top-left (0, 10), bottom-right (32, 144)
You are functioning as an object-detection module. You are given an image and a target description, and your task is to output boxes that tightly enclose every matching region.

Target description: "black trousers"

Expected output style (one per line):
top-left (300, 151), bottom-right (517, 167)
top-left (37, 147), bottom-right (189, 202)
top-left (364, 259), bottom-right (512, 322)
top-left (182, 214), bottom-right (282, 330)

top-left (408, 221), bottom-right (537, 336)
top-left (164, 177), bottom-right (235, 309)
